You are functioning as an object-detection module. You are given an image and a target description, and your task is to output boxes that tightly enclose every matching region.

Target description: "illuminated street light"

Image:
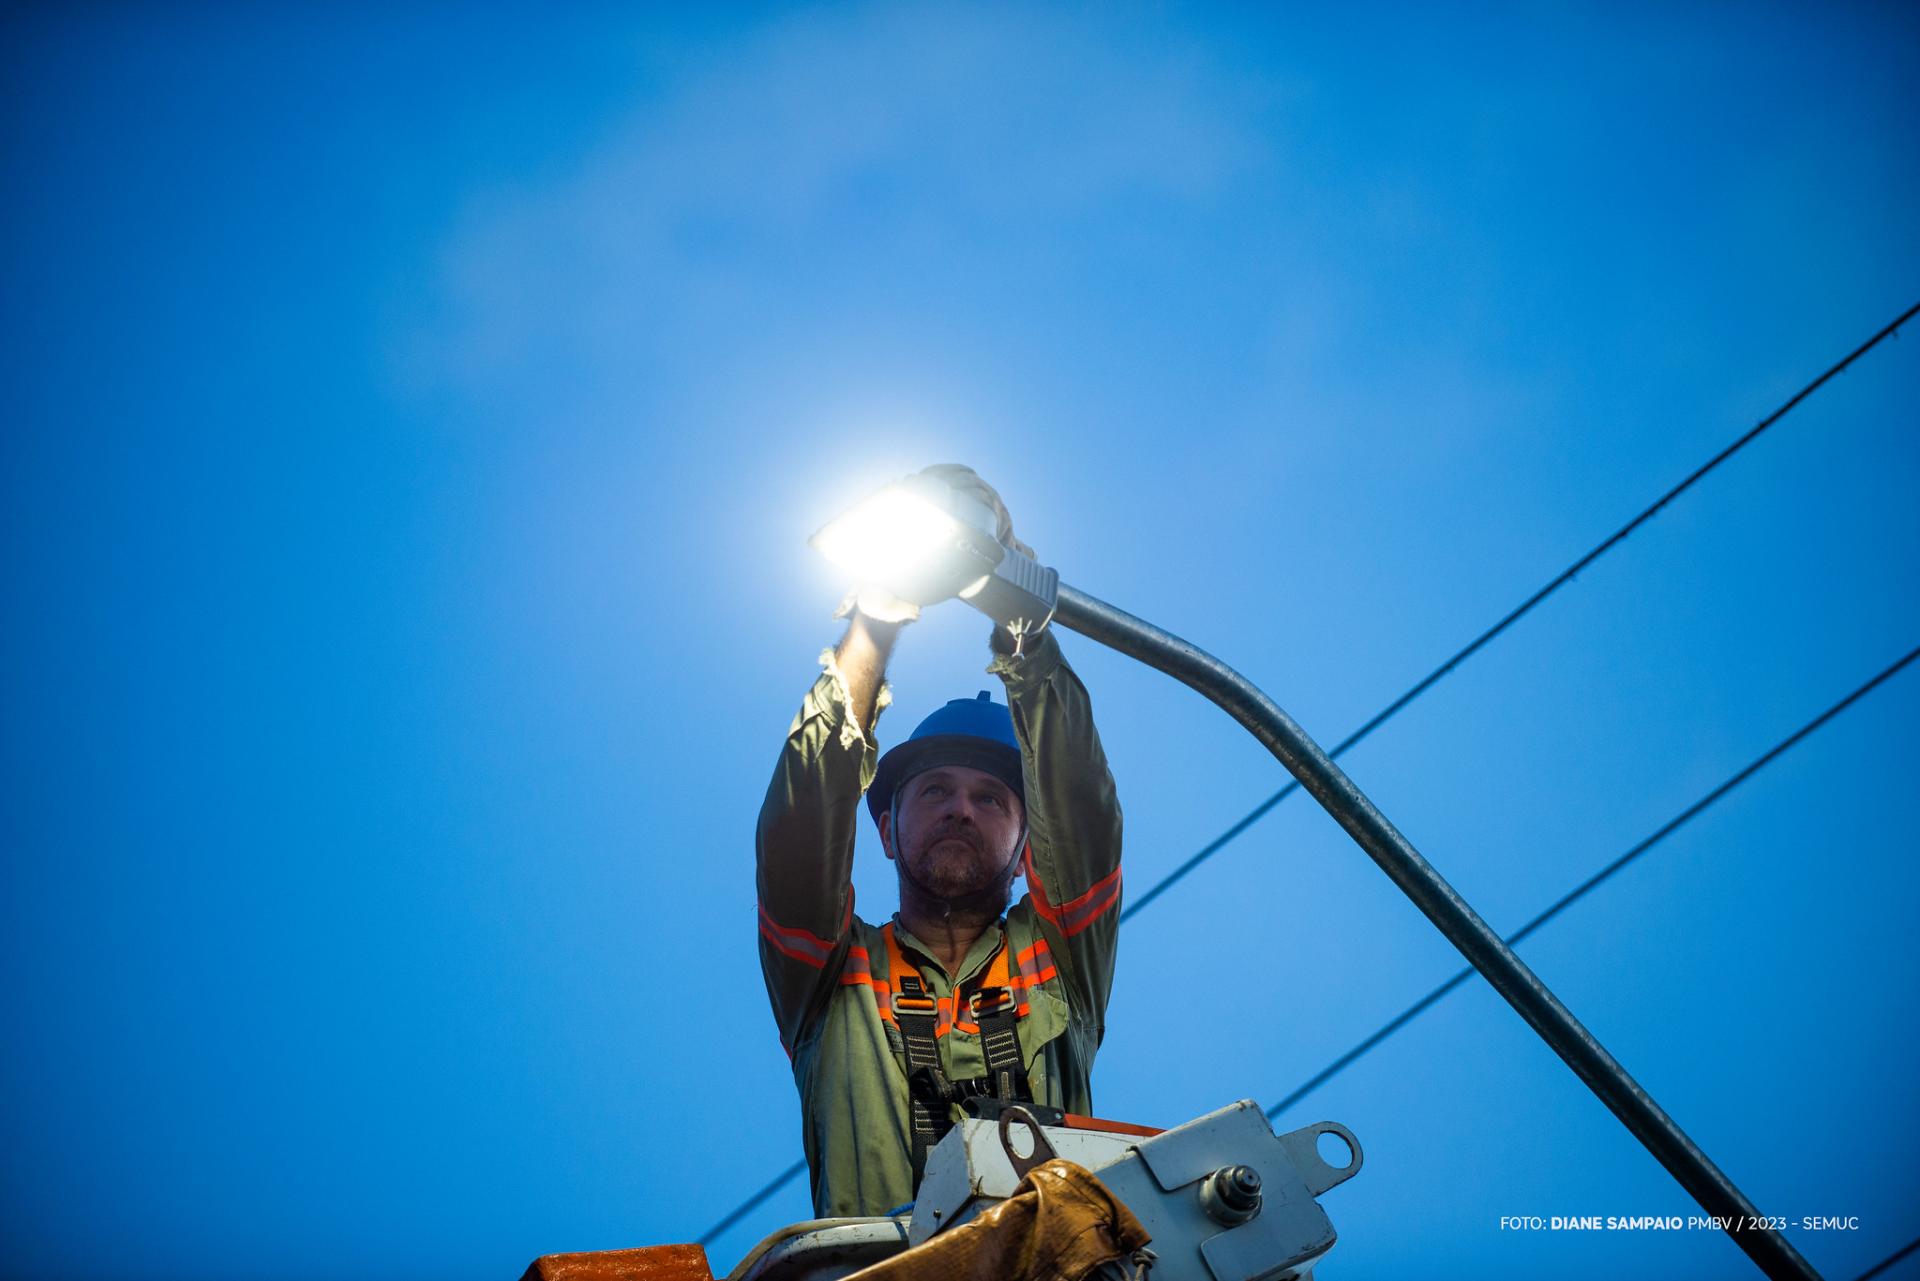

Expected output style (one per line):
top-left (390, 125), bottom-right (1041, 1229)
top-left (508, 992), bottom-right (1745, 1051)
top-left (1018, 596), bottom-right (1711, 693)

top-left (810, 474), bottom-right (1059, 642)
top-left (808, 472), bottom-right (1818, 1281)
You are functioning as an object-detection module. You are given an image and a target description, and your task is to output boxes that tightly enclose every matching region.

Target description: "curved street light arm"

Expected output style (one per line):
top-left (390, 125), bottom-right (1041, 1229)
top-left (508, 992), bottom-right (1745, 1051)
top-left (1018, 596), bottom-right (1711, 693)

top-left (1051, 582), bottom-right (1821, 1281)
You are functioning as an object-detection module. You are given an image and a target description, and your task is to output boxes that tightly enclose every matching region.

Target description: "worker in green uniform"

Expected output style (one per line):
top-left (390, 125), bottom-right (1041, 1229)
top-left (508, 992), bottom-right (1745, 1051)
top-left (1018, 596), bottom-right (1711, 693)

top-left (757, 465), bottom-right (1124, 1219)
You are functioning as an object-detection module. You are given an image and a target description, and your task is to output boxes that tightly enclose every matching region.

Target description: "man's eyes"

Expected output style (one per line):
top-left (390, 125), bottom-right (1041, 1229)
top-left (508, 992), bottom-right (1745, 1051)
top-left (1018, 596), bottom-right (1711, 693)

top-left (916, 782), bottom-right (1008, 809)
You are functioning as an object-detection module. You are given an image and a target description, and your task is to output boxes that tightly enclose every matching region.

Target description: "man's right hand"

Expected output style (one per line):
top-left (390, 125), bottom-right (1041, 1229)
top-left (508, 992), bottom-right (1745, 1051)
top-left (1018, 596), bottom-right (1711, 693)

top-left (835, 585), bottom-right (921, 626)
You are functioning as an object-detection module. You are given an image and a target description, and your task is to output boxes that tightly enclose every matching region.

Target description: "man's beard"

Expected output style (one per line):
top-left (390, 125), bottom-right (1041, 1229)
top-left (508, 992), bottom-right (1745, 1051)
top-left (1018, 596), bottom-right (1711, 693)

top-left (903, 820), bottom-right (1017, 903)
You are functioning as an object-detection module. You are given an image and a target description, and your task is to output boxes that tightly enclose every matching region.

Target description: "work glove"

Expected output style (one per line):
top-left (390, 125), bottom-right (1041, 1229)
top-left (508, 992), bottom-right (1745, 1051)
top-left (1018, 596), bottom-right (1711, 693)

top-left (831, 465), bottom-right (1037, 630)
top-left (833, 585), bottom-right (921, 625)
top-left (915, 464), bottom-right (1049, 654)
top-left (915, 463), bottom-right (1037, 560)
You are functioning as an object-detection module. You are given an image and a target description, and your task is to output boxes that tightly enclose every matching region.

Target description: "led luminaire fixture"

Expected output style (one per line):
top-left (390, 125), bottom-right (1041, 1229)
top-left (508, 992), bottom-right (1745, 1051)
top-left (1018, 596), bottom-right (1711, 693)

top-left (808, 474), bottom-right (1059, 636)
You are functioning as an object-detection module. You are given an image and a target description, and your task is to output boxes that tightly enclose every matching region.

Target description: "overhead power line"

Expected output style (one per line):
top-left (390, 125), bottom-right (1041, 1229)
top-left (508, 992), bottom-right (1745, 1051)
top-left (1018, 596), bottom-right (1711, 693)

top-left (1124, 298), bottom-right (1919, 922)
top-left (1853, 1233), bottom-right (1920, 1281)
top-left (697, 305), bottom-right (1919, 1248)
top-left (1265, 643), bottom-right (1918, 1120)
top-left (698, 1158), bottom-right (809, 1248)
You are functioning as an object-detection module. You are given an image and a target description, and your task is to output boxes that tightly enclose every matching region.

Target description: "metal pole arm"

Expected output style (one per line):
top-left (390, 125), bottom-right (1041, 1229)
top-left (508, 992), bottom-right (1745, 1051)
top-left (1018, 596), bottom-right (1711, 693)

top-left (1051, 583), bottom-right (1820, 1281)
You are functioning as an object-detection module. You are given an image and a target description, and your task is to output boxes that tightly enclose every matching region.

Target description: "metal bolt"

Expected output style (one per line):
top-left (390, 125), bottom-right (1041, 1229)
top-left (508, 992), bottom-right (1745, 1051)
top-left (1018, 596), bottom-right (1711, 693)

top-left (1201, 1164), bottom-right (1262, 1226)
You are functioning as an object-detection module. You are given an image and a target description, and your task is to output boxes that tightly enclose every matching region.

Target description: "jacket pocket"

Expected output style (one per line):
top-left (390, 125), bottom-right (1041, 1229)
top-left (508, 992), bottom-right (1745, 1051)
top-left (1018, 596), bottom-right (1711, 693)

top-left (1016, 984), bottom-right (1071, 1088)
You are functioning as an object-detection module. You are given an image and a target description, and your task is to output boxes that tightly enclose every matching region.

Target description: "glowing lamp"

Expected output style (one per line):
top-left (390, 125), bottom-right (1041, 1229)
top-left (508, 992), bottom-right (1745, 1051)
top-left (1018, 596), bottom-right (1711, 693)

top-left (809, 474), bottom-right (1059, 637)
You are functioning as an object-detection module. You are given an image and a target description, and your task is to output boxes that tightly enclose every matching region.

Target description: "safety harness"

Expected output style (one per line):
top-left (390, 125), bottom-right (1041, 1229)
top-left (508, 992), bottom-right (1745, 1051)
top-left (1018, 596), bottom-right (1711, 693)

top-left (880, 922), bottom-right (1033, 1186)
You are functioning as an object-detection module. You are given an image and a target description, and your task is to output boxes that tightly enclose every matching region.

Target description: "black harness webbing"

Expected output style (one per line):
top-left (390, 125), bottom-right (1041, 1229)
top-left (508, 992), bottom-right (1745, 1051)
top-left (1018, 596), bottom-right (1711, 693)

top-left (890, 938), bottom-right (1033, 1188)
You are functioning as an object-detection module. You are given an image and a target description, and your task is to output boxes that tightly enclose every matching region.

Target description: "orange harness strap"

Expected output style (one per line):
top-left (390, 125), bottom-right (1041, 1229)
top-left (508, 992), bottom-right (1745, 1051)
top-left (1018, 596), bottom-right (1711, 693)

top-left (880, 922), bottom-right (1019, 1036)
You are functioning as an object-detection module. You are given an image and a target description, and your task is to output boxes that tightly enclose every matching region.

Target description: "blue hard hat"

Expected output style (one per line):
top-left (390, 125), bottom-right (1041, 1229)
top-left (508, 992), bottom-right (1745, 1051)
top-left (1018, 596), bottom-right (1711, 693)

top-left (868, 691), bottom-right (1025, 823)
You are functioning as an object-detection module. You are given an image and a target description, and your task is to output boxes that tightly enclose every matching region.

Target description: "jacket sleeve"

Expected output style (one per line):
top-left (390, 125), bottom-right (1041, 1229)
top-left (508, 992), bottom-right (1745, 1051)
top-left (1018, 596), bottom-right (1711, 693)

top-left (755, 650), bottom-right (885, 1054)
top-left (991, 630), bottom-right (1123, 1039)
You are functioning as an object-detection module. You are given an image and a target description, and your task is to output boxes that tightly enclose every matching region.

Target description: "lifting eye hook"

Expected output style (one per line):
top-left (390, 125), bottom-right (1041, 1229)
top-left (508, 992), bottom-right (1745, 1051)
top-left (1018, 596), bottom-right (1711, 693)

top-left (996, 1104), bottom-right (1059, 1181)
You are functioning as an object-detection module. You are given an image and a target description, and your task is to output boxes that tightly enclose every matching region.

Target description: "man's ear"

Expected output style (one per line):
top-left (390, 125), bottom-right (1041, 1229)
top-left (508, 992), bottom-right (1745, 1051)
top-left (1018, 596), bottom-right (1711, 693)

top-left (878, 811), bottom-right (897, 862)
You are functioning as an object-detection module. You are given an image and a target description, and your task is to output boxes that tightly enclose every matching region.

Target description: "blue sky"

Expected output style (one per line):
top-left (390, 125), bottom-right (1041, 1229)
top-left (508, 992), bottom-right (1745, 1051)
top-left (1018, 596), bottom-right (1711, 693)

top-left (3, 5), bottom-right (1916, 1279)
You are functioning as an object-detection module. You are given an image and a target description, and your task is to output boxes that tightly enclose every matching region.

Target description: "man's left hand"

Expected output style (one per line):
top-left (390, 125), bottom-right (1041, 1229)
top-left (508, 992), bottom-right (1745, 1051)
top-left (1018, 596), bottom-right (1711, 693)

top-left (915, 464), bottom-right (1036, 561)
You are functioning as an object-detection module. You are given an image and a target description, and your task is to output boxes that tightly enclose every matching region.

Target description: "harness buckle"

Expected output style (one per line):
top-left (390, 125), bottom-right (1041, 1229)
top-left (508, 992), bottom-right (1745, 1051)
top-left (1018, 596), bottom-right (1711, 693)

top-left (891, 991), bottom-right (939, 1019)
top-left (908, 1064), bottom-right (964, 1104)
top-left (969, 985), bottom-right (1015, 1017)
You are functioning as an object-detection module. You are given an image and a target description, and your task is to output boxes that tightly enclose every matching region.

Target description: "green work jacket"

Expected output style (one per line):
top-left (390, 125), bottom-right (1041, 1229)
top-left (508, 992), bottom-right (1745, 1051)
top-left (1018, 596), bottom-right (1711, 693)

top-left (756, 629), bottom-right (1123, 1218)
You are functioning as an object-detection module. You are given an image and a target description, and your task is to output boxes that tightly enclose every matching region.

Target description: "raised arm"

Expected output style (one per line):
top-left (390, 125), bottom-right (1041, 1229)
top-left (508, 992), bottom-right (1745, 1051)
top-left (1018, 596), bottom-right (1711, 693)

top-left (994, 628), bottom-right (1124, 1034)
top-left (755, 613), bottom-right (900, 1053)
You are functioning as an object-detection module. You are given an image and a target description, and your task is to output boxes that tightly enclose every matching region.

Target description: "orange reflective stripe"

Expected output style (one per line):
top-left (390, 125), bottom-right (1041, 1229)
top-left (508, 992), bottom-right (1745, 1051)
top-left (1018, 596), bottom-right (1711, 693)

top-left (1012, 937), bottom-right (1057, 994)
top-left (759, 902), bottom-right (839, 968)
top-left (840, 949), bottom-right (890, 1016)
top-left (1028, 863), bottom-right (1123, 937)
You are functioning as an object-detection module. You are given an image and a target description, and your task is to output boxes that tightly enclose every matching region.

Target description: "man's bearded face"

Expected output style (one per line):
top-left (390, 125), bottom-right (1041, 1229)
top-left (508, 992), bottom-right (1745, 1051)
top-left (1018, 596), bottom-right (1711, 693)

top-left (888, 765), bottom-right (1025, 900)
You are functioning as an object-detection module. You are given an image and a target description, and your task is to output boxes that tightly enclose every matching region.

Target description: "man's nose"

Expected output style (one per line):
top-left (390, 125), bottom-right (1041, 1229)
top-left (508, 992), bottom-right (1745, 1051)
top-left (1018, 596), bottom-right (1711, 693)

top-left (937, 792), bottom-right (980, 824)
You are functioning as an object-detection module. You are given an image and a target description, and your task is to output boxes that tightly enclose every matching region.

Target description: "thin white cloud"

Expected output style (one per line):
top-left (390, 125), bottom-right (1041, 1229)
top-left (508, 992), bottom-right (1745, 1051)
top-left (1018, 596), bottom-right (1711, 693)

top-left (411, 5), bottom-right (1281, 393)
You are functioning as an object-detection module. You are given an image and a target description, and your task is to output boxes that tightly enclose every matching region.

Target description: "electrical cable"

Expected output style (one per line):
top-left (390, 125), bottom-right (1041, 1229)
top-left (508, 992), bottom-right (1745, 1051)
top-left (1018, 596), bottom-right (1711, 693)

top-left (1265, 643), bottom-right (1918, 1121)
top-left (697, 305), bottom-right (1919, 1248)
top-left (697, 1158), bottom-right (810, 1249)
top-left (1852, 1234), bottom-right (1920, 1281)
top-left (1124, 299), bottom-right (1918, 923)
